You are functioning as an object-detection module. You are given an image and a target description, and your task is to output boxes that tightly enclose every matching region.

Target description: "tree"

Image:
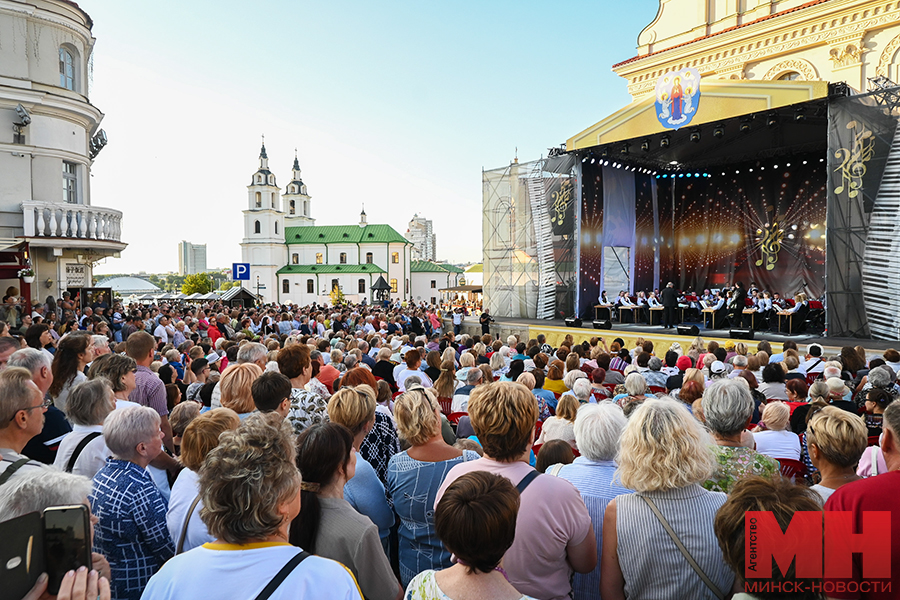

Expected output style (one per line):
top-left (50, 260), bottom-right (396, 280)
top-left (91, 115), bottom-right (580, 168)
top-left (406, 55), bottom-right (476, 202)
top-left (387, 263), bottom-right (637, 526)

top-left (182, 273), bottom-right (212, 295)
top-left (329, 285), bottom-right (346, 307)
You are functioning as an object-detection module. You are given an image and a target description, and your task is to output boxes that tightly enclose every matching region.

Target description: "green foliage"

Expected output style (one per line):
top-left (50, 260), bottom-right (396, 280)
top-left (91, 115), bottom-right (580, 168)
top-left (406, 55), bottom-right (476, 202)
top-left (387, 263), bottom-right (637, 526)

top-left (329, 285), bottom-right (346, 306)
top-left (182, 273), bottom-right (212, 295)
top-left (219, 281), bottom-right (241, 291)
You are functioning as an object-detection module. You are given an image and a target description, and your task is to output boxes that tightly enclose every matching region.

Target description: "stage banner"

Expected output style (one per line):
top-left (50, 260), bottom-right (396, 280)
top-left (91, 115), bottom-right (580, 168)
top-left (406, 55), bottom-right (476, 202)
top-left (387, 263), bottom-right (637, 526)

top-left (578, 161), bottom-right (604, 319)
top-left (829, 93), bottom-right (899, 339)
top-left (634, 173), bottom-right (656, 294)
top-left (602, 166), bottom-right (637, 295)
top-left (663, 156), bottom-right (826, 298)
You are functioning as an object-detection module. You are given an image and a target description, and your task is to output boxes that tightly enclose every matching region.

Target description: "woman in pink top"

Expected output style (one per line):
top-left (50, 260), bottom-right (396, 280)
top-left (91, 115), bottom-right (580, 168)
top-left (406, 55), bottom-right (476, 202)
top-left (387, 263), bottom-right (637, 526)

top-left (435, 382), bottom-right (595, 600)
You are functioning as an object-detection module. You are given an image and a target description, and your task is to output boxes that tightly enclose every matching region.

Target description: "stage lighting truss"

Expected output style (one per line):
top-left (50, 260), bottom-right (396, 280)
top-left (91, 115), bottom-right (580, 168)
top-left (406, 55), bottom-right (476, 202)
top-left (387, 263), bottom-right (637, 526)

top-left (660, 135), bottom-right (671, 148)
top-left (740, 118), bottom-right (752, 134)
top-left (689, 128), bottom-right (701, 143)
top-left (641, 139), bottom-right (650, 152)
top-left (767, 113), bottom-right (778, 128)
top-left (713, 123), bottom-right (725, 139)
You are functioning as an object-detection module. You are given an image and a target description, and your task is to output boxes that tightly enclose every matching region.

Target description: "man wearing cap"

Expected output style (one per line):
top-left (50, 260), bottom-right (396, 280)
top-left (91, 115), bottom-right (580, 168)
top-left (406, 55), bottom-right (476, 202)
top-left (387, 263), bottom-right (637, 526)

top-left (707, 360), bottom-right (728, 385)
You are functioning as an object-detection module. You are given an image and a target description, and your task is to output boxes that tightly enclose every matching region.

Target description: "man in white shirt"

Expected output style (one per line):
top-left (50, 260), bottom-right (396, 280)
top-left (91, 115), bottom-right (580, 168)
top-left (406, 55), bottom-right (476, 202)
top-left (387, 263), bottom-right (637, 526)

top-left (800, 344), bottom-right (825, 377)
top-left (154, 316), bottom-right (175, 345)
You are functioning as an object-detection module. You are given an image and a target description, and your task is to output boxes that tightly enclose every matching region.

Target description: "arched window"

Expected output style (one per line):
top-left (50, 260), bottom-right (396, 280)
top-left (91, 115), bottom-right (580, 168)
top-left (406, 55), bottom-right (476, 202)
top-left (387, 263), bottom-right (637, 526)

top-left (255, 192), bottom-right (261, 207)
top-left (391, 252), bottom-right (399, 264)
top-left (331, 279), bottom-right (339, 291)
top-left (778, 71), bottom-right (801, 81)
top-left (254, 220), bottom-right (261, 234)
top-left (365, 252), bottom-right (373, 264)
top-left (289, 200), bottom-right (295, 215)
top-left (390, 278), bottom-right (398, 293)
top-left (275, 222), bottom-right (279, 234)
top-left (307, 279), bottom-right (314, 293)
top-left (257, 175), bottom-right (262, 184)
top-left (282, 279), bottom-right (290, 294)
top-left (339, 252), bottom-right (347, 264)
top-left (358, 279), bottom-right (366, 293)
top-left (315, 253), bottom-right (323, 264)
top-left (303, 200), bottom-right (308, 216)
top-left (292, 253), bottom-right (299, 264)
top-left (59, 47), bottom-right (76, 91)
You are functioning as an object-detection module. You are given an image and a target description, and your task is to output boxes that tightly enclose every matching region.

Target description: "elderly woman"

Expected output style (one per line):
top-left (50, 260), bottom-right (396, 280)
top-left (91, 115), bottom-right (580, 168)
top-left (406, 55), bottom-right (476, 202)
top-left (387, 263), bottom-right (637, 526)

top-left (166, 408), bottom-right (240, 554)
top-left (218, 362), bottom-right (262, 419)
top-left (88, 353), bottom-right (141, 410)
top-left (407, 471), bottom-right (532, 600)
top-left (758, 363), bottom-right (789, 400)
top-left (144, 414), bottom-right (361, 598)
top-left (278, 344), bottom-right (328, 436)
top-left (53, 379), bottom-right (116, 477)
top-left (544, 360), bottom-right (568, 397)
top-left (49, 331), bottom-right (94, 411)
top-left (752, 401), bottom-right (801, 461)
top-left (292, 422), bottom-right (402, 600)
top-left (555, 403), bottom-right (632, 600)
top-left (326, 385), bottom-right (395, 555)
top-left (701, 379), bottom-right (779, 493)
top-left (562, 368), bottom-right (587, 397)
top-left (616, 372), bottom-right (651, 410)
top-left (90, 406), bottom-right (175, 600)
top-left (806, 406), bottom-right (867, 503)
top-left (517, 372), bottom-right (551, 421)
top-left (490, 351), bottom-right (508, 379)
top-left (435, 382), bottom-right (596, 600)
top-left (372, 347), bottom-right (397, 388)
top-left (571, 377), bottom-right (593, 405)
top-left (600, 400), bottom-right (735, 600)
top-left (387, 388), bottom-right (481, 587)
top-left (536, 393), bottom-right (578, 449)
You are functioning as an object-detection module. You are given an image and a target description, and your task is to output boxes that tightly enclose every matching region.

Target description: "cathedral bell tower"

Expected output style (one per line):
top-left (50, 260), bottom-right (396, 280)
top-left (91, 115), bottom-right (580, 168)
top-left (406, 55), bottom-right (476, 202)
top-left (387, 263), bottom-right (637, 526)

top-left (241, 137), bottom-right (286, 303)
top-left (283, 149), bottom-right (315, 227)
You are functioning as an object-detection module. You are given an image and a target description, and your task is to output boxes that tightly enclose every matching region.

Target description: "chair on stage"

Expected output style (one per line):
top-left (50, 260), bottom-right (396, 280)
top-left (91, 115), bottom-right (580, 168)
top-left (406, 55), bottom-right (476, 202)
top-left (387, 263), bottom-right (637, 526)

top-left (782, 305), bottom-right (810, 334)
top-left (711, 306), bottom-right (730, 329)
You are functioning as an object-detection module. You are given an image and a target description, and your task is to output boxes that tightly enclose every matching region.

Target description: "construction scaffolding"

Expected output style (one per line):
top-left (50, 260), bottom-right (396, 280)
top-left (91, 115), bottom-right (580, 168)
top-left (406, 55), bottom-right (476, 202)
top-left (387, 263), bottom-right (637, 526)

top-left (483, 156), bottom-right (577, 319)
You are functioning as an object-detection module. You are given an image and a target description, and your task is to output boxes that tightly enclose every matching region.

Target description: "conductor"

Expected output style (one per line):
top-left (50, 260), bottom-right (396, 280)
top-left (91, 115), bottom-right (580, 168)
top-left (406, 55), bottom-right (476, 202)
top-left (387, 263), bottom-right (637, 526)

top-left (661, 282), bottom-right (679, 329)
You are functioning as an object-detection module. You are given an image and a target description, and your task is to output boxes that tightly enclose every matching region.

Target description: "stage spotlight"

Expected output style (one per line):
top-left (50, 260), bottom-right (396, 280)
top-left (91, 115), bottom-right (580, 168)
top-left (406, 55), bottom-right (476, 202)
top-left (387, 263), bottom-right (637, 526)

top-left (713, 124), bottom-right (725, 139)
top-left (641, 139), bottom-right (650, 152)
top-left (740, 119), bottom-right (751, 134)
top-left (601, 148), bottom-right (609, 157)
top-left (603, 160), bottom-right (609, 166)
top-left (686, 173), bottom-right (692, 178)
top-left (767, 113), bottom-right (778, 127)
top-left (620, 144), bottom-right (630, 155)
top-left (660, 135), bottom-right (670, 148)
top-left (582, 156), bottom-right (588, 163)
top-left (690, 129), bottom-right (701, 143)
top-left (794, 108), bottom-right (806, 122)
top-left (590, 158), bottom-right (596, 164)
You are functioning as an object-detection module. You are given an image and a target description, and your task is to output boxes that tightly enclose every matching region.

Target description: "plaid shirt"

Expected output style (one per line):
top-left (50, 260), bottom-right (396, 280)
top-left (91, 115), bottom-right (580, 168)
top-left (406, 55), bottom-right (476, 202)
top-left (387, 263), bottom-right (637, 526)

top-left (90, 459), bottom-right (174, 600)
top-left (360, 411), bottom-right (400, 488)
top-left (130, 366), bottom-right (168, 416)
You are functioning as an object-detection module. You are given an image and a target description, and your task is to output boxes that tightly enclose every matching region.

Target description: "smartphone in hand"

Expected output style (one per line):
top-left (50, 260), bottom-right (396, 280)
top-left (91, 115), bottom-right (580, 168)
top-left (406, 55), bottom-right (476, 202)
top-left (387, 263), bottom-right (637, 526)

top-left (43, 505), bottom-right (92, 595)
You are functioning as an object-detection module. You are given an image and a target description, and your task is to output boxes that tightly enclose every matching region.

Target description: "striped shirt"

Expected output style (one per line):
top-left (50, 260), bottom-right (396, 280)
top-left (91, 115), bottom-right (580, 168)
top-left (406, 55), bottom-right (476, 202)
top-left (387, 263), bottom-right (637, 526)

top-left (130, 366), bottom-right (168, 416)
top-left (616, 485), bottom-right (733, 600)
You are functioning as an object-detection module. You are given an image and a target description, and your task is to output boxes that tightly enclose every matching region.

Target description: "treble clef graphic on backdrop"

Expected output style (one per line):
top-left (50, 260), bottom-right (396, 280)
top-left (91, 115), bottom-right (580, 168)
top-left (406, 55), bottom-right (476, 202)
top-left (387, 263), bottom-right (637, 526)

top-left (755, 222), bottom-right (784, 271)
top-left (551, 180), bottom-right (572, 227)
top-left (834, 120), bottom-right (875, 198)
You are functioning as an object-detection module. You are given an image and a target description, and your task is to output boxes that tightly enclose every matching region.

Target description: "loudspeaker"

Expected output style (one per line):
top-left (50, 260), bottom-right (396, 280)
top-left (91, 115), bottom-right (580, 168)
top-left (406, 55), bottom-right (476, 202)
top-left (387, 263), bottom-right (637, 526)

top-left (677, 325), bottom-right (700, 336)
top-left (730, 328), bottom-right (754, 340)
top-left (564, 317), bottom-right (583, 328)
top-left (592, 320), bottom-right (612, 330)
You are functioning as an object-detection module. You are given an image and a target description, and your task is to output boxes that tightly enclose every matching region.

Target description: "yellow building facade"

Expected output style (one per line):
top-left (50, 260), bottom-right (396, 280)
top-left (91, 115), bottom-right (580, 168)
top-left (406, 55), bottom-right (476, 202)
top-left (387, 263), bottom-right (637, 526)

top-left (613, 0), bottom-right (900, 98)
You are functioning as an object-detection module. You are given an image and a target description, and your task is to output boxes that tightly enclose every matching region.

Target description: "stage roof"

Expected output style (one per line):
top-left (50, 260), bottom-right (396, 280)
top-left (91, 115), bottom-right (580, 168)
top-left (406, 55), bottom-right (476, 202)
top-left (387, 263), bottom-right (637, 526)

top-left (567, 79), bottom-right (828, 152)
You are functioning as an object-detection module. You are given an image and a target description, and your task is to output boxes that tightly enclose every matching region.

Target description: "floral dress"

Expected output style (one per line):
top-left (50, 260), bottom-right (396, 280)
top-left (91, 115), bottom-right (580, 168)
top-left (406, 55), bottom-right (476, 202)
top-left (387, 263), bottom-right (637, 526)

top-left (405, 570), bottom-right (536, 600)
top-left (703, 445), bottom-right (779, 493)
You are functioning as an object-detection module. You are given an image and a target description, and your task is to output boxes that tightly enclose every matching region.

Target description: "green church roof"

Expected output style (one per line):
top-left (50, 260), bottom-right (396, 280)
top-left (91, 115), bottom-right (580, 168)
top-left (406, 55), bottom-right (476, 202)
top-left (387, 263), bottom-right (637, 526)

top-left (276, 263), bottom-right (387, 275)
top-left (410, 260), bottom-right (450, 273)
top-left (285, 224), bottom-right (408, 245)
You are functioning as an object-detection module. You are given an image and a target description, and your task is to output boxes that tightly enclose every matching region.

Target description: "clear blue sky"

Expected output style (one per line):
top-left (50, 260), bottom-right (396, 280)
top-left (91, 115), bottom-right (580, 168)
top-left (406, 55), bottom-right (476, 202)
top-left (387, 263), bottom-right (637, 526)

top-left (87, 0), bottom-right (660, 274)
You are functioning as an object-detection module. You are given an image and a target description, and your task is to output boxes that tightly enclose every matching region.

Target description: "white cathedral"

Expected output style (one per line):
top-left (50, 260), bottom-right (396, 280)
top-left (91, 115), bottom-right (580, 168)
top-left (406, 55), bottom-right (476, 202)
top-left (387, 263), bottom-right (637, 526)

top-left (241, 143), bottom-right (412, 305)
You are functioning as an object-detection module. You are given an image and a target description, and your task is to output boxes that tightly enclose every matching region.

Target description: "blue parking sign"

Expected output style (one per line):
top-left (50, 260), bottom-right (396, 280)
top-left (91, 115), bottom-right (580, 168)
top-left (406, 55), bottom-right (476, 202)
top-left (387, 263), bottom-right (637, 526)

top-left (232, 263), bottom-right (250, 281)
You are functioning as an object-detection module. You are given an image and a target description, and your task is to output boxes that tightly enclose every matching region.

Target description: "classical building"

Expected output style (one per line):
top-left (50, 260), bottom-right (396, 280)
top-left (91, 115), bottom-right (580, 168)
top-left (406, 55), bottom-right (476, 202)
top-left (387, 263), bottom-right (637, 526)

top-left (178, 240), bottom-right (207, 275)
top-left (0, 0), bottom-right (125, 304)
top-left (405, 214), bottom-right (436, 261)
top-left (612, 0), bottom-right (900, 97)
top-left (409, 260), bottom-right (463, 306)
top-left (240, 144), bottom-right (411, 305)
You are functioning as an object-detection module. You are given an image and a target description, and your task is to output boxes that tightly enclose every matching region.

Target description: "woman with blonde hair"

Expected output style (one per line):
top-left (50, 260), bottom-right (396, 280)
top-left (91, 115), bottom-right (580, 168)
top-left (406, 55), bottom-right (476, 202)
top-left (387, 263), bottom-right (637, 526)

top-left (219, 362), bottom-right (263, 418)
top-left (387, 387), bottom-right (481, 586)
top-left (490, 351), bottom-right (507, 379)
top-left (601, 399), bottom-right (734, 600)
top-left (536, 393), bottom-right (578, 449)
top-left (752, 401), bottom-right (801, 461)
top-left (806, 406), bottom-right (867, 503)
top-left (433, 360), bottom-right (458, 399)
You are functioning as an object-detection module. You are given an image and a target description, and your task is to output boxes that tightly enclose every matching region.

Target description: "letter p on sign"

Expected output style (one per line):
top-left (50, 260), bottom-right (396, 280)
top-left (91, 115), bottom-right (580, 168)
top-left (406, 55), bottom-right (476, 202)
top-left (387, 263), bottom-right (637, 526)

top-left (233, 263), bottom-right (250, 281)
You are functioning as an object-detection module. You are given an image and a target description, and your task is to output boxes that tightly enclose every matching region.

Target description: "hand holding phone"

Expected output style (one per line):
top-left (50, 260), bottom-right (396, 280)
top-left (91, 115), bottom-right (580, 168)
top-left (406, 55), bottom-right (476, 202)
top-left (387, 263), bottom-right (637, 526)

top-left (43, 505), bottom-right (91, 595)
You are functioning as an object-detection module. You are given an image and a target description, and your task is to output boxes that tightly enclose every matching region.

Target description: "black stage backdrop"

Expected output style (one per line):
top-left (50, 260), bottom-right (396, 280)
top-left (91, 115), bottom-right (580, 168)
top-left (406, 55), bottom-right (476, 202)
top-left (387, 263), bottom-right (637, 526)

top-left (579, 154), bottom-right (827, 316)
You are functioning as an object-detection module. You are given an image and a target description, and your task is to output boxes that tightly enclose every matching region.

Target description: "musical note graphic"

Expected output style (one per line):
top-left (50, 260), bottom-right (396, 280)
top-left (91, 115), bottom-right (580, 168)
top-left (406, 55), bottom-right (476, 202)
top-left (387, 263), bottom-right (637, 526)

top-left (755, 221), bottom-right (784, 271)
top-left (834, 120), bottom-right (875, 199)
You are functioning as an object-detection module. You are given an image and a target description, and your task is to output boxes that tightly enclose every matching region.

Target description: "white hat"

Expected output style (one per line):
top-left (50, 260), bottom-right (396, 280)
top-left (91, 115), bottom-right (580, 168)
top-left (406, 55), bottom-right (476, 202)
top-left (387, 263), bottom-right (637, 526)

top-left (205, 352), bottom-right (222, 364)
top-left (711, 360), bottom-right (726, 375)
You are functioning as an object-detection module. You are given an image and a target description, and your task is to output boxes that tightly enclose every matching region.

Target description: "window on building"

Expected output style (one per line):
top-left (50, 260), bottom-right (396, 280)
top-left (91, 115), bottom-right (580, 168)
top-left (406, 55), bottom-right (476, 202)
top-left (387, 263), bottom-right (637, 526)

top-left (430, 280), bottom-right (436, 289)
top-left (292, 253), bottom-right (298, 264)
top-left (63, 161), bottom-right (78, 204)
top-left (303, 200), bottom-right (308, 215)
top-left (257, 175), bottom-right (262, 184)
top-left (358, 279), bottom-right (365, 293)
top-left (282, 279), bottom-right (290, 294)
top-left (392, 252), bottom-right (399, 264)
top-left (289, 200), bottom-right (295, 215)
top-left (59, 47), bottom-right (75, 91)
top-left (307, 279), bottom-right (314, 293)
top-left (339, 252), bottom-right (347, 264)
top-left (271, 193), bottom-right (276, 208)
top-left (778, 71), bottom-right (801, 81)
top-left (390, 278), bottom-right (398, 293)
top-left (255, 192), bottom-right (262, 207)
top-left (254, 220), bottom-right (261, 234)
top-left (405, 279), bottom-right (409, 294)
top-left (431, 297), bottom-right (436, 305)
top-left (315, 253), bottom-right (323, 264)
top-left (275, 222), bottom-right (279, 234)
top-left (365, 252), bottom-right (373, 264)
top-left (331, 279), bottom-right (339, 291)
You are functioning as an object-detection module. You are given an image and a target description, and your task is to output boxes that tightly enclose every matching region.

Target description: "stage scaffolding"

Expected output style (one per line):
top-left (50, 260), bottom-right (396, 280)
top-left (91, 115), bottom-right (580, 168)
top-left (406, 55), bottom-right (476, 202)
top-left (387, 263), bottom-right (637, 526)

top-left (482, 156), bottom-right (576, 319)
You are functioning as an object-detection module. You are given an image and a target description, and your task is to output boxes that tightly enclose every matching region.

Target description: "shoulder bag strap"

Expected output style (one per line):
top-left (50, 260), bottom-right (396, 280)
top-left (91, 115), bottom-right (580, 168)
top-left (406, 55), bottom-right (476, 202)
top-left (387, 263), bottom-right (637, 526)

top-left (66, 432), bottom-right (102, 473)
top-left (253, 550), bottom-right (311, 600)
top-left (0, 458), bottom-right (31, 486)
top-left (176, 493), bottom-right (203, 554)
top-left (516, 470), bottom-right (540, 494)
top-left (545, 463), bottom-right (565, 477)
top-left (641, 495), bottom-right (725, 600)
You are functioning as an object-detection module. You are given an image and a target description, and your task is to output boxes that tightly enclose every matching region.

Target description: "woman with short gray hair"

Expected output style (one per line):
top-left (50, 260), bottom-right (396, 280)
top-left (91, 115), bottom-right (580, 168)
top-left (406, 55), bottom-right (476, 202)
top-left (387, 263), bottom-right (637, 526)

top-left (89, 406), bottom-right (175, 599)
top-left (53, 379), bottom-right (115, 477)
top-left (701, 379), bottom-right (779, 493)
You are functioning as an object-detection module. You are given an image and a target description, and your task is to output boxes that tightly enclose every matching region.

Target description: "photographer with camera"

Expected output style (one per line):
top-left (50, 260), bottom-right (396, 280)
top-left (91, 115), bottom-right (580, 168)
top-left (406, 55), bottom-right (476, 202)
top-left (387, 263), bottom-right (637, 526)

top-left (479, 309), bottom-right (494, 336)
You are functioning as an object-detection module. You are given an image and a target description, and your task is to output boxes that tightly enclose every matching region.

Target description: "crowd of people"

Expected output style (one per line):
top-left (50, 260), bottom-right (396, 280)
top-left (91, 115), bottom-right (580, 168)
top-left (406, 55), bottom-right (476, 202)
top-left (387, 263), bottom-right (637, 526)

top-left (0, 295), bottom-right (898, 600)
